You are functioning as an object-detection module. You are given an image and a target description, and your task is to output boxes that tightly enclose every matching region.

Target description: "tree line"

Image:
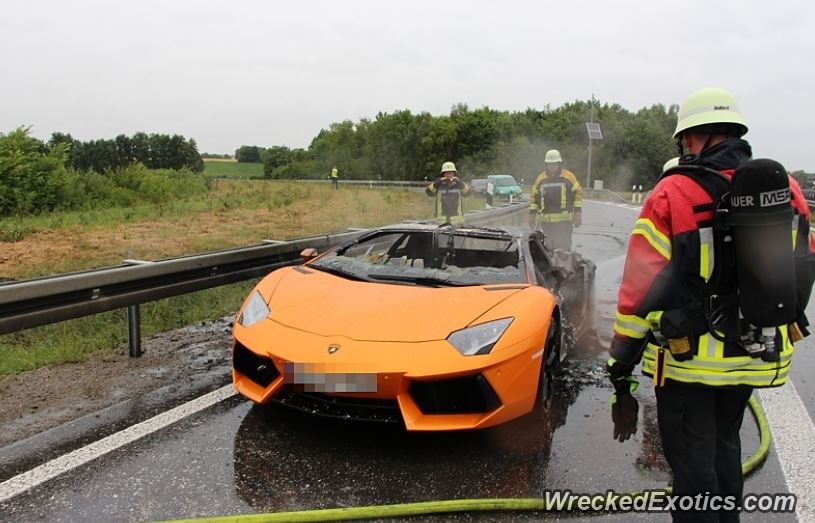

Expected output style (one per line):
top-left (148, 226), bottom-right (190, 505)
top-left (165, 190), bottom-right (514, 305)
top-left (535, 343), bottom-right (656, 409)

top-left (0, 128), bottom-right (206, 217)
top-left (49, 132), bottom-right (204, 173)
top-left (239, 100), bottom-right (681, 190)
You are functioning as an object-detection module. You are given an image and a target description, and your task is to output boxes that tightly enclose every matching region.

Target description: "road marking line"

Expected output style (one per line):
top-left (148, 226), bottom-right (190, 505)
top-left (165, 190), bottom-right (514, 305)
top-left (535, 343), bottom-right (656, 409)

top-left (760, 382), bottom-right (815, 521)
top-left (0, 384), bottom-right (236, 503)
top-left (588, 200), bottom-right (642, 211)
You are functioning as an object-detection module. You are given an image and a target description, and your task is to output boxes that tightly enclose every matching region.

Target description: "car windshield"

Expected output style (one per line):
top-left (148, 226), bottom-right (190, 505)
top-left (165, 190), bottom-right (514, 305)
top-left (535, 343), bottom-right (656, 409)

top-left (310, 230), bottom-right (525, 286)
top-left (493, 178), bottom-right (517, 186)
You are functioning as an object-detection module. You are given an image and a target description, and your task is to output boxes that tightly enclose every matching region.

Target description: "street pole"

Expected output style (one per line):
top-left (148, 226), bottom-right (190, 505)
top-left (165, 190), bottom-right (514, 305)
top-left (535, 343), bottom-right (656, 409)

top-left (587, 93), bottom-right (594, 189)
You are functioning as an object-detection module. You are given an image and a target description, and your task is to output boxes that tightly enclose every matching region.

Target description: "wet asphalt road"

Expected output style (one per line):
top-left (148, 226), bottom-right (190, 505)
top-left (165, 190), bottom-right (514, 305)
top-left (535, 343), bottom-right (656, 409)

top-left (1, 200), bottom-right (811, 522)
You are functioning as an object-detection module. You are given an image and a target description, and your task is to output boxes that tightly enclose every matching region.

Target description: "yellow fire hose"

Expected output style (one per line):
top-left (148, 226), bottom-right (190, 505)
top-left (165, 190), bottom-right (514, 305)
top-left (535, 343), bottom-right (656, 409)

top-left (164, 396), bottom-right (770, 522)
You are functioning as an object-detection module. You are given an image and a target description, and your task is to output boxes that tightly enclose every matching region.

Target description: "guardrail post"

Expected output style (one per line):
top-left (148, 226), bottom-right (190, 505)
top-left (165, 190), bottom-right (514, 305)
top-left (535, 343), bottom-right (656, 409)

top-left (127, 304), bottom-right (142, 357)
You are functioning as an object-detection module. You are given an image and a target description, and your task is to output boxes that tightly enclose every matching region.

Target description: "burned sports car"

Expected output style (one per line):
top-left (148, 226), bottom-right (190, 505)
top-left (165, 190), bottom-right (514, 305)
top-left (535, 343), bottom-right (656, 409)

top-left (232, 224), bottom-right (595, 431)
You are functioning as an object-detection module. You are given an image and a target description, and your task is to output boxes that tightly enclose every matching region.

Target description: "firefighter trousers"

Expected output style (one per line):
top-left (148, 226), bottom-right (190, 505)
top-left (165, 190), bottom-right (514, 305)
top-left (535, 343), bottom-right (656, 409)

top-left (540, 220), bottom-right (573, 251)
top-left (655, 380), bottom-right (752, 522)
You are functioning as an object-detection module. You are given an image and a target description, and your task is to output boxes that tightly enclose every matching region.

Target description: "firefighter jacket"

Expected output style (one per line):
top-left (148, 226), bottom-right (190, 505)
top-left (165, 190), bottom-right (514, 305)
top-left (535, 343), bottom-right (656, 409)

top-left (426, 178), bottom-right (470, 225)
top-left (529, 168), bottom-right (583, 223)
top-left (330, 168), bottom-right (338, 179)
top-left (609, 139), bottom-right (814, 388)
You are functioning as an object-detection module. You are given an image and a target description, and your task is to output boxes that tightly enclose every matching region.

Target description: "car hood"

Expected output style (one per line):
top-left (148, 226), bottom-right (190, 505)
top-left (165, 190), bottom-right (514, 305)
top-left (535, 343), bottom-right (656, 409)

top-left (264, 267), bottom-right (524, 342)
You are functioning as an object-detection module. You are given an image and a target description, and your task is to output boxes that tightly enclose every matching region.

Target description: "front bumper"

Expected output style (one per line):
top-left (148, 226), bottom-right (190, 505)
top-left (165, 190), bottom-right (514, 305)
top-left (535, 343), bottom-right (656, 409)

top-left (232, 320), bottom-right (543, 431)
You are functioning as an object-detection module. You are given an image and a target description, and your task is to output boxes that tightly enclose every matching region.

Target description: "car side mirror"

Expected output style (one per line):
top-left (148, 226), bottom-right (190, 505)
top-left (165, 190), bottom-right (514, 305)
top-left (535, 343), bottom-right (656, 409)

top-left (300, 248), bottom-right (319, 260)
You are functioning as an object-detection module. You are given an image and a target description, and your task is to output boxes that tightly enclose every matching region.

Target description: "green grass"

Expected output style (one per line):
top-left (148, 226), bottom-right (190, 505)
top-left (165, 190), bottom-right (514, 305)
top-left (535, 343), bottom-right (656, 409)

top-left (0, 183), bottom-right (439, 373)
top-left (203, 160), bottom-right (264, 179)
top-left (0, 180), bottom-right (307, 235)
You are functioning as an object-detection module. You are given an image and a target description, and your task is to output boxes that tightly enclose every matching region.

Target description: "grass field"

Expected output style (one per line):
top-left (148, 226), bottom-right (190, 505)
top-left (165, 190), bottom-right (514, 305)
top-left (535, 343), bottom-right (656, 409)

top-left (0, 182), bottom-right (488, 373)
top-left (203, 159), bottom-right (264, 178)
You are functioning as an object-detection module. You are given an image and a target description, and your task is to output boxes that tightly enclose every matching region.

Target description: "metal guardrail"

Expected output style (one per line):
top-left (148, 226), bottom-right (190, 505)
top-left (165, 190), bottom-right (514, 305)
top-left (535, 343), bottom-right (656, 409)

top-left (214, 177), bottom-right (428, 188)
top-left (304, 179), bottom-right (427, 188)
top-left (0, 231), bottom-right (362, 343)
top-left (0, 203), bottom-right (526, 355)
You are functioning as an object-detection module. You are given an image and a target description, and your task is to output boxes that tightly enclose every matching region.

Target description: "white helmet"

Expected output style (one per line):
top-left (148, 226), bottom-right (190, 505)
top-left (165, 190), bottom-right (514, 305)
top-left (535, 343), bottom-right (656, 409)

top-left (673, 87), bottom-right (748, 138)
top-left (544, 149), bottom-right (563, 163)
top-left (440, 161), bottom-right (457, 173)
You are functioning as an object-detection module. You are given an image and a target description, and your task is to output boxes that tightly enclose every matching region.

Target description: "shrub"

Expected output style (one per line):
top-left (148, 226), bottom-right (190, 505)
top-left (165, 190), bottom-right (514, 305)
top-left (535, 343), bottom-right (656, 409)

top-left (0, 128), bottom-right (67, 216)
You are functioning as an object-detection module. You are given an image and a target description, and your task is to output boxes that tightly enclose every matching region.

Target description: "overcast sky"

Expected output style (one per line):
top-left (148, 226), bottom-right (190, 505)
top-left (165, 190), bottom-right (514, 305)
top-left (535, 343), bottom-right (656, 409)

top-left (3, 0), bottom-right (813, 170)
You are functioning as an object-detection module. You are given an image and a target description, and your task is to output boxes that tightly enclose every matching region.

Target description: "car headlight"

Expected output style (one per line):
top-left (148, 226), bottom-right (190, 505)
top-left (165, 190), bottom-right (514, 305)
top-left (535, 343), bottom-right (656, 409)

top-left (238, 291), bottom-right (270, 328)
top-left (447, 317), bottom-right (513, 356)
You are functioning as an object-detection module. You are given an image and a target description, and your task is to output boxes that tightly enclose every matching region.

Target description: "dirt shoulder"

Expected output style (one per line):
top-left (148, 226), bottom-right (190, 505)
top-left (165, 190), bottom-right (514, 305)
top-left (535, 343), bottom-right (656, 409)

top-left (0, 317), bottom-right (234, 448)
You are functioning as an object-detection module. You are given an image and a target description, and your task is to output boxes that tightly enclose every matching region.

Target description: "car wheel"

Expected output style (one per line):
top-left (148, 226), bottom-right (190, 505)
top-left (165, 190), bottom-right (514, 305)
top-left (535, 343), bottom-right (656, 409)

top-left (535, 313), bottom-right (561, 408)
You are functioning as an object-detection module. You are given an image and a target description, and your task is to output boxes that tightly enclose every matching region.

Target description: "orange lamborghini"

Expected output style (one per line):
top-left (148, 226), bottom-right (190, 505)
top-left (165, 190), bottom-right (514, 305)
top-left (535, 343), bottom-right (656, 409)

top-left (232, 224), bottom-right (595, 431)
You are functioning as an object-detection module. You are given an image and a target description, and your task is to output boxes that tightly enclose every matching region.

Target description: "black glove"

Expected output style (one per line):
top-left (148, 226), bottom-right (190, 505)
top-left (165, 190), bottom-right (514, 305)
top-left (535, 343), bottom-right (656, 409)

top-left (611, 392), bottom-right (638, 442)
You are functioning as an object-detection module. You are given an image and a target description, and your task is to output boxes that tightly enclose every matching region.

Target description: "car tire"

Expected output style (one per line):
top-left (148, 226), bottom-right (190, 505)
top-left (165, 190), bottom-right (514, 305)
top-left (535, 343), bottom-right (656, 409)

top-left (535, 313), bottom-right (562, 409)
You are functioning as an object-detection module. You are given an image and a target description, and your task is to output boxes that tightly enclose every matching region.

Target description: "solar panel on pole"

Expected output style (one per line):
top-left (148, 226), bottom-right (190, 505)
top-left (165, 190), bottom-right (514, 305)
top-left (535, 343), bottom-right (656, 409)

top-left (586, 122), bottom-right (603, 140)
top-left (585, 121), bottom-right (602, 188)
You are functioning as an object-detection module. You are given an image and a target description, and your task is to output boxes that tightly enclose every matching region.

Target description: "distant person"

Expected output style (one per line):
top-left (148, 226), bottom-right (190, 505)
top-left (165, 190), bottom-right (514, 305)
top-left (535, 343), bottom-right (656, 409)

top-left (426, 161), bottom-right (470, 225)
top-left (330, 166), bottom-right (339, 189)
top-left (529, 149), bottom-right (583, 250)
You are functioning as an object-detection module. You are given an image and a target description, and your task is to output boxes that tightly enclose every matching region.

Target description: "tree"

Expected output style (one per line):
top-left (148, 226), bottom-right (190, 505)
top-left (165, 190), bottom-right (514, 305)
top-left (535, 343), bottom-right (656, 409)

top-left (235, 145), bottom-right (262, 163)
top-left (262, 146), bottom-right (292, 178)
top-left (48, 132), bottom-right (74, 149)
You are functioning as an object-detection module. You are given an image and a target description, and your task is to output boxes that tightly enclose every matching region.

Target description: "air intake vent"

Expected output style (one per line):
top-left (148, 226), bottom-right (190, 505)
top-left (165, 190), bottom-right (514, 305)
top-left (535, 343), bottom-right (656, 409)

top-left (233, 341), bottom-right (280, 387)
top-left (409, 374), bottom-right (501, 414)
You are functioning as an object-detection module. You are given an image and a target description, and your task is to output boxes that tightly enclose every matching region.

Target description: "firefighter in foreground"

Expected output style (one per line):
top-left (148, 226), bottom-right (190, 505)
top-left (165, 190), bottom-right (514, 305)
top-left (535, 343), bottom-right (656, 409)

top-left (426, 161), bottom-right (470, 225)
top-left (528, 149), bottom-right (583, 250)
top-left (607, 87), bottom-right (815, 522)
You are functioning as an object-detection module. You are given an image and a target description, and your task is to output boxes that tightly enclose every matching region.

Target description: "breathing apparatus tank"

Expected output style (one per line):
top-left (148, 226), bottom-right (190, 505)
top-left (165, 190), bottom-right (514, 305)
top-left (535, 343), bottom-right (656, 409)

top-left (725, 159), bottom-right (796, 361)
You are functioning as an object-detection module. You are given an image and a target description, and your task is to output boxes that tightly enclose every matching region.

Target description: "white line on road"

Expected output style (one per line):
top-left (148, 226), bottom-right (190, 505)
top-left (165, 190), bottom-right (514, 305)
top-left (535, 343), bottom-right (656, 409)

top-left (588, 200), bottom-right (642, 211)
top-left (760, 382), bottom-right (815, 522)
top-left (0, 384), bottom-right (236, 503)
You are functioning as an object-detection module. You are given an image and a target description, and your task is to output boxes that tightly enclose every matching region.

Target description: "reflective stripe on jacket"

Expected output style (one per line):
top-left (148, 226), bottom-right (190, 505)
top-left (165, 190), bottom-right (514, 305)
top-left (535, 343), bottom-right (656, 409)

top-left (529, 168), bottom-right (583, 222)
top-left (426, 179), bottom-right (470, 224)
top-left (609, 142), bottom-right (814, 388)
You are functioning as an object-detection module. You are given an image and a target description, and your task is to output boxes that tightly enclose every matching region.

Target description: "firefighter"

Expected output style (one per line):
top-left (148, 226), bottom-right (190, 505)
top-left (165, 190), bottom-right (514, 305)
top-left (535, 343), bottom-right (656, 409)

top-left (426, 161), bottom-right (470, 225)
top-left (607, 87), bottom-right (815, 522)
top-left (529, 150), bottom-right (583, 250)
top-left (330, 167), bottom-right (339, 189)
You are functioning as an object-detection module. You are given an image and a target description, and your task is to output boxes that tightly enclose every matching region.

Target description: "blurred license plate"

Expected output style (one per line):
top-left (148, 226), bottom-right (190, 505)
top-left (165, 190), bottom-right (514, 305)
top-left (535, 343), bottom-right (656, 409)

top-left (284, 363), bottom-right (377, 392)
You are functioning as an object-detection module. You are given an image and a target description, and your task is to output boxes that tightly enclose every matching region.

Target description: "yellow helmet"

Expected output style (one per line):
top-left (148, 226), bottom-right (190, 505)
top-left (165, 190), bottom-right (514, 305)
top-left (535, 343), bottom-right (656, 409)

top-left (673, 87), bottom-right (748, 138)
top-left (441, 161), bottom-right (457, 173)
top-left (662, 157), bottom-right (680, 173)
top-left (544, 149), bottom-right (563, 163)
